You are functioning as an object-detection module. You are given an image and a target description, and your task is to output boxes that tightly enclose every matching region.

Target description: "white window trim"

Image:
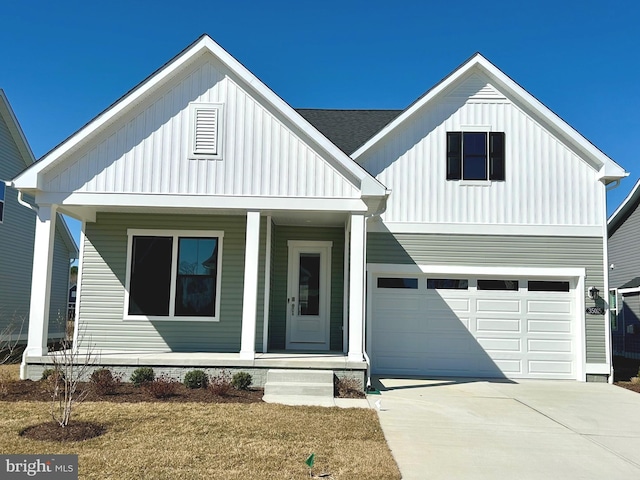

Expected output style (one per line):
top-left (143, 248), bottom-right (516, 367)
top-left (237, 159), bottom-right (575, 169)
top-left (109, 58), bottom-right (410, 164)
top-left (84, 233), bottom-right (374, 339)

top-left (609, 288), bottom-right (618, 330)
top-left (189, 102), bottom-right (224, 160)
top-left (447, 126), bottom-right (503, 183)
top-left (0, 182), bottom-right (5, 224)
top-left (124, 229), bottom-right (224, 322)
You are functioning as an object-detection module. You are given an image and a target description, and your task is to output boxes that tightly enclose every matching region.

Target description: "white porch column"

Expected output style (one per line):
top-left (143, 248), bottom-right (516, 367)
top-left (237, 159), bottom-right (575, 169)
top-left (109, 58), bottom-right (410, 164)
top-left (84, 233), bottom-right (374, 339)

top-left (348, 213), bottom-right (366, 362)
top-left (24, 205), bottom-right (57, 357)
top-left (240, 211), bottom-right (261, 360)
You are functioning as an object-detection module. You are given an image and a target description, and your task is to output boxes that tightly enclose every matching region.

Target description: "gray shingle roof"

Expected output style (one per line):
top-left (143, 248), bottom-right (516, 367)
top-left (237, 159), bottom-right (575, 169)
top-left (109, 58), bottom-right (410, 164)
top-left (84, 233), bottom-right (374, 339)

top-left (296, 109), bottom-right (402, 155)
top-left (620, 277), bottom-right (640, 290)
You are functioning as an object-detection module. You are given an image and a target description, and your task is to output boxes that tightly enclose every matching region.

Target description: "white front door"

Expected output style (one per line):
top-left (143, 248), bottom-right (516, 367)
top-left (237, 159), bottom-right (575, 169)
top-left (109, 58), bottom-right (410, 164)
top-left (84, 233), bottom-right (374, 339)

top-left (286, 241), bottom-right (332, 350)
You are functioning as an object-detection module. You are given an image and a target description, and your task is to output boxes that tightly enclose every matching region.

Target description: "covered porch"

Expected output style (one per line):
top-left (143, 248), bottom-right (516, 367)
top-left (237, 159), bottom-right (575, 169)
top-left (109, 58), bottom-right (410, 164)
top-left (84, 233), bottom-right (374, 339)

top-left (20, 202), bottom-right (372, 381)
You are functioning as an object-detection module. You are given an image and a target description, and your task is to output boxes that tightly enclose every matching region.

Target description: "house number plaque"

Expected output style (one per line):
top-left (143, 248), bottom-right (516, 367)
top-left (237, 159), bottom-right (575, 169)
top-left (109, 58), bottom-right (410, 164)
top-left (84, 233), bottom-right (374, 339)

top-left (585, 307), bottom-right (605, 315)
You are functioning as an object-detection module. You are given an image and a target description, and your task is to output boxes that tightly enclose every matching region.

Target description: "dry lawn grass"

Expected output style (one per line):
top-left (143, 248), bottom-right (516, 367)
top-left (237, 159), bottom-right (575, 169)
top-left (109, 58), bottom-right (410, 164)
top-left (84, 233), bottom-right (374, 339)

top-left (0, 365), bottom-right (400, 479)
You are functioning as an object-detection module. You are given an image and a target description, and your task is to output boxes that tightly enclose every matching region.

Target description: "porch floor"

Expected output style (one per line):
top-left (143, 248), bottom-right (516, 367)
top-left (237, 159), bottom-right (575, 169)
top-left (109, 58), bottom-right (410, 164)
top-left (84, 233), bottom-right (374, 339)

top-left (24, 351), bottom-right (367, 371)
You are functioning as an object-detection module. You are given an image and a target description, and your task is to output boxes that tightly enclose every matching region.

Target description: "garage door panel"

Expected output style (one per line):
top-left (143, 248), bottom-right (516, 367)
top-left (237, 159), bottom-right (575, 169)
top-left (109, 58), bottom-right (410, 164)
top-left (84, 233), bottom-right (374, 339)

top-left (492, 359), bottom-right (522, 374)
top-left (527, 299), bottom-right (572, 314)
top-left (528, 360), bottom-right (573, 375)
top-left (425, 334), bottom-right (475, 354)
top-left (423, 354), bottom-right (499, 377)
top-left (477, 299), bottom-right (521, 313)
top-left (528, 339), bottom-right (572, 353)
top-left (477, 318), bottom-right (521, 332)
top-left (528, 319), bottom-right (572, 333)
top-left (477, 337), bottom-right (522, 352)
top-left (428, 295), bottom-right (470, 313)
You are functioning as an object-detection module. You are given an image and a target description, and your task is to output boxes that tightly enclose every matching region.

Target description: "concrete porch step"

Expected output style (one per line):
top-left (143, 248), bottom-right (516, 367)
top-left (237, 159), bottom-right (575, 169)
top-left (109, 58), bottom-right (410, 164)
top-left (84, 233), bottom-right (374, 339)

top-left (263, 369), bottom-right (334, 401)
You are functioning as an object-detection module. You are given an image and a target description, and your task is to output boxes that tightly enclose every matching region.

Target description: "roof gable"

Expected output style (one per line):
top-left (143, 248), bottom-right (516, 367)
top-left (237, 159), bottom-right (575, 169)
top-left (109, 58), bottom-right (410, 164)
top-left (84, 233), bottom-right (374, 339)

top-left (0, 90), bottom-right (35, 169)
top-left (13, 35), bottom-right (386, 197)
top-left (608, 179), bottom-right (640, 236)
top-left (352, 53), bottom-right (627, 184)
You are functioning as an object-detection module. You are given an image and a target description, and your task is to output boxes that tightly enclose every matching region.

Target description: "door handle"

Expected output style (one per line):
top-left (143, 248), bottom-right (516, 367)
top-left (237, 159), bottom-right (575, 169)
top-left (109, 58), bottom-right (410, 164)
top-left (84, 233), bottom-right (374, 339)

top-left (291, 301), bottom-right (295, 315)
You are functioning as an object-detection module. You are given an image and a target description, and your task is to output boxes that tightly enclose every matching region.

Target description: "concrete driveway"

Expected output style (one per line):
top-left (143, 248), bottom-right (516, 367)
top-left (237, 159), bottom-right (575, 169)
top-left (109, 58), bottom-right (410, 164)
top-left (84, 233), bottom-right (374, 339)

top-left (371, 378), bottom-right (640, 479)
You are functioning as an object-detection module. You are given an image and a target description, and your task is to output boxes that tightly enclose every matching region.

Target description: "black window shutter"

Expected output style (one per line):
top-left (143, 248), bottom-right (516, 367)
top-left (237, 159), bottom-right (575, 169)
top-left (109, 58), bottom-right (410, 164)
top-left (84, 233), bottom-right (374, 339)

top-left (489, 132), bottom-right (505, 181)
top-left (446, 132), bottom-right (462, 180)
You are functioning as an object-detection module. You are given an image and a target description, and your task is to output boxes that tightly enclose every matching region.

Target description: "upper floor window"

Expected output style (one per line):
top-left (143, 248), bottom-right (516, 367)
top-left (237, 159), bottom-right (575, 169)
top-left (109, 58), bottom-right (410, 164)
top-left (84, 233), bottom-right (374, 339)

top-left (0, 182), bottom-right (5, 223)
top-left (190, 103), bottom-right (224, 159)
top-left (447, 132), bottom-right (505, 181)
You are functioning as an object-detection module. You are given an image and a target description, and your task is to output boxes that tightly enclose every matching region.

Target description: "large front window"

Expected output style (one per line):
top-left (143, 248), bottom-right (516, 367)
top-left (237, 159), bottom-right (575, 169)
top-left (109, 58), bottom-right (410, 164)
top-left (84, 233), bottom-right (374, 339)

top-left (125, 230), bottom-right (223, 320)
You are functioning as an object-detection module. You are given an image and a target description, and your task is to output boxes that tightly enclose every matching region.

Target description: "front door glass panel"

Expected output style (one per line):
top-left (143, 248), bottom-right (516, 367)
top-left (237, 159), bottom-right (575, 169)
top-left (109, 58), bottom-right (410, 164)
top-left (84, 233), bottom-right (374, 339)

top-left (298, 253), bottom-right (320, 315)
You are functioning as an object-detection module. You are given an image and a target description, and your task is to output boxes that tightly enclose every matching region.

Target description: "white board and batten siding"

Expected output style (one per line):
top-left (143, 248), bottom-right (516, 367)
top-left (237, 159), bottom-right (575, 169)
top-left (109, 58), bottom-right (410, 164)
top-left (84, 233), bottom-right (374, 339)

top-left (42, 54), bottom-right (359, 199)
top-left (358, 72), bottom-right (604, 227)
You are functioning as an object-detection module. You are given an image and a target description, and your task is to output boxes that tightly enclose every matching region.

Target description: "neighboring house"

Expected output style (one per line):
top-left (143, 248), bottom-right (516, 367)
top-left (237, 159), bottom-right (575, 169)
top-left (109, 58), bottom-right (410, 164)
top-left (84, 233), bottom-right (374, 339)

top-left (13, 35), bottom-right (626, 383)
top-left (608, 179), bottom-right (640, 359)
top-left (0, 90), bottom-right (78, 343)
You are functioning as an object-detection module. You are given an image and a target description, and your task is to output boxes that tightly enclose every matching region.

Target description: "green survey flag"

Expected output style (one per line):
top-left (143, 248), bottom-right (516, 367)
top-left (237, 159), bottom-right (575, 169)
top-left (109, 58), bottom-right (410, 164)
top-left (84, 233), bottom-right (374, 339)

top-left (305, 453), bottom-right (315, 468)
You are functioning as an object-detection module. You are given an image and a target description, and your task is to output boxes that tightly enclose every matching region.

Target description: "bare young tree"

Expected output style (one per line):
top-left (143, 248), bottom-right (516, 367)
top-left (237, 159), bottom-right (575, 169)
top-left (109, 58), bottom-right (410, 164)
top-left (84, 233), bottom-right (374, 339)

top-left (0, 315), bottom-right (26, 365)
top-left (0, 315), bottom-right (27, 395)
top-left (46, 324), bottom-right (96, 428)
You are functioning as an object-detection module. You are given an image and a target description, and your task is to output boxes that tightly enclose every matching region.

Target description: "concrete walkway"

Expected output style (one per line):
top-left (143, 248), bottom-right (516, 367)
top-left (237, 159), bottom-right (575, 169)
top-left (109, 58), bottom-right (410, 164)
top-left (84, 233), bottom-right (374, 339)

top-left (370, 378), bottom-right (640, 479)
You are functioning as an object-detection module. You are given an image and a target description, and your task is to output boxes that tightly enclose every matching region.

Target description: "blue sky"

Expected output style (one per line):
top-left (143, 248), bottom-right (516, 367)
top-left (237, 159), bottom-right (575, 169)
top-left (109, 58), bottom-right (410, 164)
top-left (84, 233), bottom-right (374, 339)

top-left (1, 0), bottom-right (638, 247)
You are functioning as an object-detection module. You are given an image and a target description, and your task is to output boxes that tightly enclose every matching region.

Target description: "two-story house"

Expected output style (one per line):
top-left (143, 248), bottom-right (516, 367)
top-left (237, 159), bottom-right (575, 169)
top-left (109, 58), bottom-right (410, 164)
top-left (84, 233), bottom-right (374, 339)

top-left (12, 35), bottom-right (626, 383)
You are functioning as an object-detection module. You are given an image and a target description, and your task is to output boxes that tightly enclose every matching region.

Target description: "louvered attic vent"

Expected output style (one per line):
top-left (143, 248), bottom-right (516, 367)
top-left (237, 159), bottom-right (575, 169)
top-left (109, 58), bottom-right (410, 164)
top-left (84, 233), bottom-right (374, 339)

top-left (190, 103), bottom-right (223, 158)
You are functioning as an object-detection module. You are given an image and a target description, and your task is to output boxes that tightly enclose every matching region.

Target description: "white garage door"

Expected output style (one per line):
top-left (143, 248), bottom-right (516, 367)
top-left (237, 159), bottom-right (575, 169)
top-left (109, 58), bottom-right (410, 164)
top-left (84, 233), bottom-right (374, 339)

top-left (370, 275), bottom-right (576, 379)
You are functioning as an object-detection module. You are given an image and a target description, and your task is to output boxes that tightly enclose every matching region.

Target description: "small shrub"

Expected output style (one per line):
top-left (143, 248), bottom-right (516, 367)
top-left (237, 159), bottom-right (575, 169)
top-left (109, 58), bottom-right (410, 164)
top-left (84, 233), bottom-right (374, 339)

top-left (335, 376), bottom-right (365, 399)
top-left (41, 368), bottom-right (56, 381)
top-left (208, 371), bottom-right (232, 396)
top-left (41, 368), bottom-right (65, 382)
top-left (130, 367), bottom-right (155, 387)
top-left (90, 368), bottom-right (122, 395)
top-left (142, 374), bottom-right (179, 398)
top-left (231, 371), bottom-right (252, 390)
top-left (184, 369), bottom-right (209, 389)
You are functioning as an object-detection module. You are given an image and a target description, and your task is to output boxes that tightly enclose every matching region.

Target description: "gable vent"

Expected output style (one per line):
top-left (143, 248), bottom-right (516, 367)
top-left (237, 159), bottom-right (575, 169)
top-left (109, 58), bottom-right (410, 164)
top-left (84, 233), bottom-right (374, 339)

top-left (190, 103), bottom-right (223, 158)
top-left (448, 74), bottom-right (506, 100)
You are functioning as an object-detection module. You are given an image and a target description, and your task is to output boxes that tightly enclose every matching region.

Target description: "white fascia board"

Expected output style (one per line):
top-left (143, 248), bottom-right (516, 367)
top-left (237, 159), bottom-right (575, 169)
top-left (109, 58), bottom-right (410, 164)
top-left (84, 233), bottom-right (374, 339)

top-left (608, 178), bottom-right (640, 227)
top-left (352, 54), bottom-right (627, 182)
top-left (369, 221), bottom-right (603, 237)
top-left (619, 287), bottom-right (640, 294)
top-left (13, 36), bottom-right (387, 198)
top-left (0, 90), bottom-right (36, 169)
top-left (36, 192), bottom-right (369, 213)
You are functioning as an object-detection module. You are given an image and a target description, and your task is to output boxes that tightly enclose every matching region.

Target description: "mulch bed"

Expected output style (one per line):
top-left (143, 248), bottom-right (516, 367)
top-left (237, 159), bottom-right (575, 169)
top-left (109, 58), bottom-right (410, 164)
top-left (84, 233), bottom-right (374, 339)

top-left (613, 356), bottom-right (640, 394)
top-left (4, 380), bottom-right (263, 442)
top-left (20, 421), bottom-right (105, 442)
top-left (616, 382), bottom-right (640, 394)
top-left (1, 379), bottom-right (264, 404)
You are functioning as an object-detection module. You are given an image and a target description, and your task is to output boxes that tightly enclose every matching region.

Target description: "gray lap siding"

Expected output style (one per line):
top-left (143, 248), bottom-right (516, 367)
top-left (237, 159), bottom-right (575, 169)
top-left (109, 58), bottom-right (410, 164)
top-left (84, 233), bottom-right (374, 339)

top-left (367, 232), bottom-right (606, 364)
top-left (78, 212), bottom-right (266, 353)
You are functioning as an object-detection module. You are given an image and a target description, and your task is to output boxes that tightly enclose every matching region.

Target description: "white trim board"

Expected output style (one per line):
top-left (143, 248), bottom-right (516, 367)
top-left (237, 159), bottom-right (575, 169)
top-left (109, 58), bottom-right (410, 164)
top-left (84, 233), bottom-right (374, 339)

top-left (368, 221), bottom-right (603, 237)
top-left (36, 192), bottom-right (369, 213)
